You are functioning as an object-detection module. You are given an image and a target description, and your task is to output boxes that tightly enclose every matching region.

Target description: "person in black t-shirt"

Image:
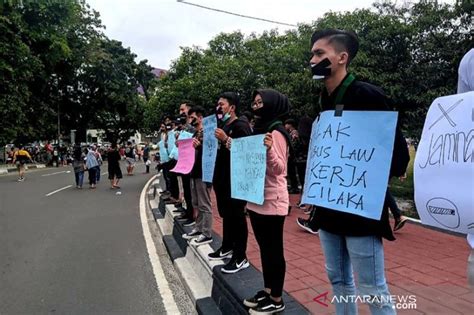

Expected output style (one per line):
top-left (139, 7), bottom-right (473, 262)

top-left (209, 92), bottom-right (253, 274)
top-left (107, 143), bottom-right (122, 189)
top-left (309, 29), bottom-right (409, 314)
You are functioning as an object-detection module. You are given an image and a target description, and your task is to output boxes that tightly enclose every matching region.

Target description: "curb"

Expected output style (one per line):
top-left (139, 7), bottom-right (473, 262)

top-left (0, 164), bottom-right (46, 173)
top-left (147, 176), bottom-right (310, 314)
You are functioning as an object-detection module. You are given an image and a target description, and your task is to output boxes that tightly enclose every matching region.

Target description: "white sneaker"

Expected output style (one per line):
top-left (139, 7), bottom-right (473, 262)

top-left (182, 229), bottom-right (201, 240)
top-left (190, 234), bottom-right (212, 246)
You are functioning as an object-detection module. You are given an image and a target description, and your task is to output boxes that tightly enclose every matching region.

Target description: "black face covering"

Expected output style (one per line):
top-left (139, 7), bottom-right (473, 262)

top-left (311, 58), bottom-right (331, 79)
top-left (190, 118), bottom-right (199, 127)
top-left (251, 89), bottom-right (290, 135)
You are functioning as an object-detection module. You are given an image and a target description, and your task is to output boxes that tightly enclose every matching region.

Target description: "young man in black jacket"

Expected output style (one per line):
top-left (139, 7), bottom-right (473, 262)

top-left (209, 92), bottom-right (253, 274)
top-left (309, 29), bottom-right (409, 314)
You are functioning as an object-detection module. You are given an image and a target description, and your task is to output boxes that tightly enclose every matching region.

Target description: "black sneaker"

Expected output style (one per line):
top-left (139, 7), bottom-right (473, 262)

top-left (182, 220), bottom-right (196, 227)
top-left (221, 258), bottom-right (250, 274)
top-left (249, 297), bottom-right (285, 314)
top-left (176, 214), bottom-right (188, 221)
top-left (243, 290), bottom-right (270, 308)
top-left (208, 248), bottom-right (233, 260)
top-left (296, 217), bottom-right (319, 235)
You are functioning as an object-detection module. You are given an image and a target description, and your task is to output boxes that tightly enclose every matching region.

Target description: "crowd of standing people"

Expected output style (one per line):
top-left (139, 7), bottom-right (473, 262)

top-left (154, 28), bottom-right (415, 314)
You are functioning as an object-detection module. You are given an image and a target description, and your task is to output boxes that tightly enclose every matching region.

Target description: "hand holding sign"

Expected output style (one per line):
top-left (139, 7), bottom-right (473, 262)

top-left (264, 132), bottom-right (273, 150)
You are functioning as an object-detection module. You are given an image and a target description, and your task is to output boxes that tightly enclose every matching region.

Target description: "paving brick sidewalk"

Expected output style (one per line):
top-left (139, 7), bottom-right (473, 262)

top-left (209, 192), bottom-right (473, 314)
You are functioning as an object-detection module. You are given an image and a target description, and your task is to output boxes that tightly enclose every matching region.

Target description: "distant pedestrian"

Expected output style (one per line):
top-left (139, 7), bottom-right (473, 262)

top-left (72, 146), bottom-right (85, 189)
top-left (107, 143), bottom-right (122, 189)
top-left (12, 146), bottom-right (34, 181)
top-left (125, 142), bottom-right (136, 175)
top-left (85, 146), bottom-right (99, 189)
top-left (143, 143), bottom-right (151, 173)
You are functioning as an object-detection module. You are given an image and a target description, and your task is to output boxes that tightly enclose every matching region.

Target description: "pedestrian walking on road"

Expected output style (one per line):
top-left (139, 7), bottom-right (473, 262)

top-left (72, 145), bottom-right (85, 188)
top-left (12, 145), bottom-right (34, 181)
top-left (107, 143), bottom-right (123, 189)
top-left (85, 146), bottom-right (99, 189)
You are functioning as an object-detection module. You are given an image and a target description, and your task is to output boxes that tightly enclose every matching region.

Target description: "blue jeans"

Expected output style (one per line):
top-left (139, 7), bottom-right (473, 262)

top-left (75, 171), bottom-right (84, 187)
top-left (319, 229), bottom-right (395, 315)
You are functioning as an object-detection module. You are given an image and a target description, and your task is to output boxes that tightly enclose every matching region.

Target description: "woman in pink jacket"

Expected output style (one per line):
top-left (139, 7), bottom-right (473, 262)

top-left (243, 89), bottom-right (291, 314)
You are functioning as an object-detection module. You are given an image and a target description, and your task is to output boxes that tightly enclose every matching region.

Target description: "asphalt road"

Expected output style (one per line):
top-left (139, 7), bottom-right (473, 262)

top-left (0, 163), bottom-right (194, 315)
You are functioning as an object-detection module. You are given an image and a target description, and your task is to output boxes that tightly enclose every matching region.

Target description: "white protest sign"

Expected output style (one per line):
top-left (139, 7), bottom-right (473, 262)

top-left (414, 91), bottom-right (474, 234)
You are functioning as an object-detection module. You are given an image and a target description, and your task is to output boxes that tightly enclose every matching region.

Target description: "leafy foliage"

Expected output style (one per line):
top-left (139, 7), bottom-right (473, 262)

top-left (146, 1), bottom-right (472, 138)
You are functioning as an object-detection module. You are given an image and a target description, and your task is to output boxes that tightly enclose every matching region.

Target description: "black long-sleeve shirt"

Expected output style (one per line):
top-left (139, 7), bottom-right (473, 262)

top-left (213, 118), bottom-right (252, 195)
top-left (313, 74), bottom-right (410, 241)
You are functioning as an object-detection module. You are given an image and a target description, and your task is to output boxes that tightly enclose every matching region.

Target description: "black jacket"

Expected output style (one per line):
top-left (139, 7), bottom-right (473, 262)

top-left (313, 74), bottom-right (410, 241)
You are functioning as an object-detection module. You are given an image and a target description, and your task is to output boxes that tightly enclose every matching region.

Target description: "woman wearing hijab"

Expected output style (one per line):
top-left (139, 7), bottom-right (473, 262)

top-left (242, 89), bottom-right (291, 314)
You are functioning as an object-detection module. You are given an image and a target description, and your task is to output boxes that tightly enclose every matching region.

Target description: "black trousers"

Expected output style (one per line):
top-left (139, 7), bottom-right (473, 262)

top-left (166, 160), bottom-right (179, 200)
top-left (249, 211), bottom-right (286, 298)
top-left (296, 160), bottom-right (307, 191)
top-left (215, 187), bottom-right (248, 261)
top-left (386, 190), bottom-right (401, 219)
top-left (181, 174), bottom-right (193, 220)
top-left (287, 160), bottom-right (299, 190)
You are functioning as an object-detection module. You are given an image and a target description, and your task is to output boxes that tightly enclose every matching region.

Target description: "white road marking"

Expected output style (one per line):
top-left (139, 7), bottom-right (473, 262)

top-left (45, 185), bottom-right (73, 196)
top-left (101, 172), bottom-right (108, 175)
top-left (139, 175), bottom-right (180, 314)
top-left (42, 171), bottom-right (67, 177)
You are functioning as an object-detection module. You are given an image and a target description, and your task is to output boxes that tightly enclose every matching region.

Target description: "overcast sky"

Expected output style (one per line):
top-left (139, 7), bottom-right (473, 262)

top-left (84, 0), bottom-right (418, 69)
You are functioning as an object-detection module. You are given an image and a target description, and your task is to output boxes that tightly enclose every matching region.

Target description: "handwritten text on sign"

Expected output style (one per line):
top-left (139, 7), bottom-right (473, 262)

top-left (202, 115), bottom-right (218, 183)
top-left (231, 134), bottom-right (266, 205)
top-left (414, 91), bottom-right (474, 234)
top-left (302, 111), bottom-right (397, 220)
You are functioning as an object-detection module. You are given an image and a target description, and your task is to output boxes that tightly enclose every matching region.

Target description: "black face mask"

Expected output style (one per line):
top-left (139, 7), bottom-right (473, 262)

top-left (190, 118), bottom-right (199, 127)
top-left (311, 58), bottom-right (331, 80)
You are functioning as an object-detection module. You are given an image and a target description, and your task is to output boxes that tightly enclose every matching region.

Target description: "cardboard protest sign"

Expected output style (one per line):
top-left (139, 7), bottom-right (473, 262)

top-left (302, 110), bottom-right (398, 220)
top-left (202, 115), bottom-right (218, 183)
top-left (158, 140), bottom-right (169, 163)
top-left (231, 134), bottom-right (266, 205)
top-left (170, 131), bottom-right (194, 160)
top-left (414, 92), bottom-right (474, 234)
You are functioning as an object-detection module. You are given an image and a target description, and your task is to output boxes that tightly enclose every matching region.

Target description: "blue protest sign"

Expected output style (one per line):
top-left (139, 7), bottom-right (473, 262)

top-left (158, 140), bottom-right (169, 163)
top-left (202, 115), bottom-right (218, 183)
top-left (302, 111), bottom-right (398, 220)
top-left (167, 130), bottom-right (176, 156)
top-left (231, 134), bottom-right (266, 205)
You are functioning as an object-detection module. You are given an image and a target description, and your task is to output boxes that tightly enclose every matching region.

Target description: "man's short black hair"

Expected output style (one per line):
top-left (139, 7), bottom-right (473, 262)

top-left (284, 118), bottom-right (297, 129)
top-left (181, 101), bottom-right (194, 109)
top-left (310, 29), bottom-right (359, 64)
top-left (218, 92), bottom-right (240, 108)
top-left (188, 105), bottom-right (205, 117)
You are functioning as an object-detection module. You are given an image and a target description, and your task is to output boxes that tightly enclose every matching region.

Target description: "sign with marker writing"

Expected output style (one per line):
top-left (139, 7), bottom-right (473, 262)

top-left (158, 140), bottom-right (169, 163)
top-left (414, 91), bottom-right (474, 234)
top-left (202, 115), bottom-right (218, 183)
top-left (170, 138), bottom-right (195, 175)
top-left (302, 110), bottom-right (398, 220)
top-left (231, 134), bottom-right (266, 205)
